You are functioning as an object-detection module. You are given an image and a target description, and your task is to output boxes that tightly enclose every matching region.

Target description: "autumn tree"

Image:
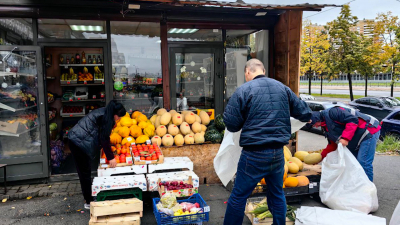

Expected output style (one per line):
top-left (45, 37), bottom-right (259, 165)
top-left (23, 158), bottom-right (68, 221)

top-left (375, 12), bottom-right (400, 97)
top-left (325, 5), bottom-right (361, 101)
top-left (300, 20), bottom-right (330, 95)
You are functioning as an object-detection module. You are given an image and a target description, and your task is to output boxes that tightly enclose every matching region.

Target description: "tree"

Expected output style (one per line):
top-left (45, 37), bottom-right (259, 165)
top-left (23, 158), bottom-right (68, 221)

top-left (300, 20), bottom-right (330, 95)
top-left (374, 12), bottom-right (400, 97)
top-left (325, 5), bottom-right (361, 101)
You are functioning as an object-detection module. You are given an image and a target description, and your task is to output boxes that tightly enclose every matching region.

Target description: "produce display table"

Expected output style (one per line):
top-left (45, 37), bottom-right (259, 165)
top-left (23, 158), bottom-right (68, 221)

top-left (92, 174), bottom-right (147, 197)
top-left (161, 143), bottom-right (221, 184)
top-left (147, 157), bottom-right (193, 174)
top-left (97, 164), bottom-right (147, 177)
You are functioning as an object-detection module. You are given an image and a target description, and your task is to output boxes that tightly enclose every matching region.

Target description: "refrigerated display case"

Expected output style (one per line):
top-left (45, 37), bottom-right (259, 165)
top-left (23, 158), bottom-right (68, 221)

top-left (0, 46), bottom-right (47, 181)
top-left (224, 47), bottom-right (248, 103)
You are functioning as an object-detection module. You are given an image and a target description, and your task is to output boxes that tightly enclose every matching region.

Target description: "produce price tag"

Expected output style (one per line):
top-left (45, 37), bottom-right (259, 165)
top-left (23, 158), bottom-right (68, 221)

top-left (93, 95), bottom-right (96, 99)
top-left (84, 81), bottom-right (87, 84)
top-left (64, 66), bottom-right (68, 69)
top-left (102, 81), bottom-right (104, 84)
top-left (126, 157), bottom-right (133, 164)
top-left (100, 93), bottom-right (104, 98)
top-left (67, 81), bottom-right (70, 84)
top-left (309, 183), bottom-right (314, 188)
top-left (78, 98), bottom-right (81, 100)
top-left (129, 109), bottom-right (132, 112)
top-left (100, 158), bottom-right (106, 164)
top-left (313, 182), bottom-right (318, 187)
top-left (69, 114), bottom-right (73, 117)
top-left (203, 206), bottom-right (210, 213)
top-left (69, 97), bottom-right (73, 101)
top-left (120, 93), bottom-right (123, 97)
top-left (146, 140), bottom-right (151, 145)
top-left (145, 161), bottom-right (152, 164)
top-left (134, 157), bottom-right (140, 161)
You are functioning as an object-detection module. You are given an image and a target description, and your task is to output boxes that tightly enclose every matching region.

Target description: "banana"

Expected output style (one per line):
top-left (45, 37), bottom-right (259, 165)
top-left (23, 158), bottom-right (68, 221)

top-left (69, 68), bottom-right (74, 76)
top-left (83, 67), bottom-right (88, 74)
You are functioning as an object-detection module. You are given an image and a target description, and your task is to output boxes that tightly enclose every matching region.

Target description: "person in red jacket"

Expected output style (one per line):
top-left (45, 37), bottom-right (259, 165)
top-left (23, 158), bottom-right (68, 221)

top-left (307, 107), bottom-right (381, 181)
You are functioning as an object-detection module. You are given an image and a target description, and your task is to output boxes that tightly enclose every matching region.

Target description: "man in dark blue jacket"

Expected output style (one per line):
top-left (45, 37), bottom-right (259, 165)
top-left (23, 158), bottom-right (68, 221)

top-left (223, 59), bottom-right (311, 225)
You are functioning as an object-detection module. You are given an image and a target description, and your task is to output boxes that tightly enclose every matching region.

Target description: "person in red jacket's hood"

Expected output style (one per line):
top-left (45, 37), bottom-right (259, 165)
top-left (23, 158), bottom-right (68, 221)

top-left (307, 107), bottom-right (381, 182)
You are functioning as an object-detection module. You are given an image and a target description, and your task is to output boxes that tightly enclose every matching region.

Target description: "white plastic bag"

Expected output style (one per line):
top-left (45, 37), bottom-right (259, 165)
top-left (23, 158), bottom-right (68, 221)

top-left (390, 200), bottom-right (400, 225)
top-left (214, 118), bottom-right (305, 186)
top-left (295, 206), bottom-right (386, 225)
top-left (320, 143), bottom-right (379, 214)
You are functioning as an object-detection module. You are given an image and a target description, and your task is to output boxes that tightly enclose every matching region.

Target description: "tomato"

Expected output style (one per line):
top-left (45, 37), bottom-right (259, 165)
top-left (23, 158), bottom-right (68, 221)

top-left (151, 155), bottom-right (157, 160)
top-left (140, 156), bottom-right (145, 160)
top-left (145, 156), bottom-right (151, 160)
top-left (156, 153), bottom-right (161, 158)
top-left (134, 152), bottom-right (139, 157)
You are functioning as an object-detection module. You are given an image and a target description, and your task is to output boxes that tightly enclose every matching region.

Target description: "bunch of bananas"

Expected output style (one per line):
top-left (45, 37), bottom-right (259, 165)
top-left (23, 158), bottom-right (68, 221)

top-left (83, 67), bottom-right (89, 74)
top-left (94, 66), bottom-right (101, 74)
top-left (94, 66), bottom-right (104, 79)
top-left (61, 73), bottom-right (77, 81)
top-left (69, 68), bottom-right (75, 76)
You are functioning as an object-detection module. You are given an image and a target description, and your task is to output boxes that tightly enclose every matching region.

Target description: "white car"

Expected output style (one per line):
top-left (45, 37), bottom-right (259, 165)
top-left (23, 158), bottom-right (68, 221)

top-left (299, 94), bottom-right (316, 101)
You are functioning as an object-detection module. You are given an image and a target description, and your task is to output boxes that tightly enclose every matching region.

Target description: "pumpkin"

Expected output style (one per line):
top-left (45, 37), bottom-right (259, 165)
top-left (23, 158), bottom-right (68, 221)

top-left (112, 127), bottom-right (121, 133)
top-left (143, 126), bottom-right (155, 137)
top-left (110, 133), bottom-right (122, 145)
top-left (138, 121), bottom-right (149, 129)
top-left (260, 178), bottom-right (266, 185)
top-left (131, 119), bottom-right (137, 126)
top-left (296, 176), bottom-right (310, 187)
top-left (116, 121), bottom-right (121, 127)
top-left (137, 114), bottom-right (148, 123)
top-left (121, 136), bottom-right (135, 146)
top-left (147, 124), bottom-right (155, 131)
top-left (130, 125), bottom-right (143, 138)
top-left (294, 151), bottom-right (309, 162)
top-left (136, 135), bottom-right (149, 144)
top-left (132, 111), bottom-right (142, 119)
top-left (284, 177), bottom-right (299, 187)
top-left (120, 117), bottom-right (133, 127)
top-left (118, 126), bottom-right (131, 138)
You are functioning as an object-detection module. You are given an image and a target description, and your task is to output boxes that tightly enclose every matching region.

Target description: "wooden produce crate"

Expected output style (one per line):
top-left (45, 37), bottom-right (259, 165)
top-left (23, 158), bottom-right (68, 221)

top-left (99, 148), bottom-right (133, 168)
top-left (89, 198), bottom-right (142, 224)
top-left (133, 142), bottom-right (164, 165)
top-left (245, 197), bottom-right (294, 225)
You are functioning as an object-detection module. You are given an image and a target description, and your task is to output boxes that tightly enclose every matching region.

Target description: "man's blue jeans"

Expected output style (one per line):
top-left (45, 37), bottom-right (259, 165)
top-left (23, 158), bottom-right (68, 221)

top-left (351, 131), bottom-right (380, 182)
top-left (224, 148), bottom-right (286, 225)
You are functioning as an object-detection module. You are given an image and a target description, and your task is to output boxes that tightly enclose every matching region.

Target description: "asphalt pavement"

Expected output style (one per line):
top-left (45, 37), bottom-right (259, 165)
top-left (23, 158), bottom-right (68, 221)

top-left (0, 131), bottom-right (399, 225)
top-left (300, 88), bottom-right (400, 97)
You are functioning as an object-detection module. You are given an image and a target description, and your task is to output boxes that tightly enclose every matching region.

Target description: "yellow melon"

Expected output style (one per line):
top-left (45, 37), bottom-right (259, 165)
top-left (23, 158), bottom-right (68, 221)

top-left (284, 177), bottom-right (299, 187)
top-left (284, 164), bottom-right (288, 174)
top-left (180, 122), bottom-right (191, 135)
top-left (155, 116), bottom-right (161, 128)
top-left (194, 114), bottom-right (201, 124)
top-left (199, 111), bottom-right (210, 125)
top-left (151, 136), bottom-right (162, 146)
top-left (296, 176), bottom-right (310, 187)
top-left (172, 113), bottom-right (183, 125)
top-left (150, 115), bottom-right (157, 125)
top-left (201, 124), bottom-right (207, 132)
top-left (156, 125), bottom-right (167, 137)
top-left (185, 113), bottom-right (196, 124)
top-left (287, 161), bottom-right (299, 174)
top-left (283, 146), bottom-right (292, 161)
top-left (184, 134), bottom-right (195, 144)
top-left (169, 110), bottom-right (177, 116)
top-left (121, 136), bottom-right (135, 146)
top-left (294, 151), bottom-right (309, 162)
top-left (191, 122), bottom-right (202, 133)
top-left (174, 134), bottom-right (184, 146)
top-left (168, 124), bottom-right (180, 136)
top-left (288, 157), bottom-right (303, 171)
top-left (157, 108), bottom-right (167, 116)
top-left (160, 112), bottom-right (172, 125)
top-left (194, 133), bottom-right (205, 144)
top-left (304, 153), bottom-right (322, 165)
top-left (162, 134), bottom-right (174, 146)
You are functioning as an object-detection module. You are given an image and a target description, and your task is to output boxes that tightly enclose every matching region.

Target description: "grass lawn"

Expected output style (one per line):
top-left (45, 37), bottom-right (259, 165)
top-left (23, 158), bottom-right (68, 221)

top-left (301, 93), bottom-right (400, 101)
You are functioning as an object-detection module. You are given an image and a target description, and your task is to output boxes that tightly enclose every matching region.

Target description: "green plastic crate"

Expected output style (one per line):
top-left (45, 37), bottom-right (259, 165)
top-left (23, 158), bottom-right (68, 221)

top-left (96, 187), bottom-right (143, 202)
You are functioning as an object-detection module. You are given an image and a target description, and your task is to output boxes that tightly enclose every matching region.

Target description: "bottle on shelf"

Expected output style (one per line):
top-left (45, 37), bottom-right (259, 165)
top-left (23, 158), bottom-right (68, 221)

top-left (60, 55), bottom-right (64, 64)
top-left (82, 51), bottom-right (86, 64)
top-left (75, 53), bottom-right (80, 64)
top-left (71, 56), bottom-right (75, 64)
top-left (97, 55), bottom-right (102, 64)
top-left (92, 55), bottom-right (96, 64)
top-left (88, 55), bottom-right (92, 64)
top-left (66, 56), bottom-right (70, 64)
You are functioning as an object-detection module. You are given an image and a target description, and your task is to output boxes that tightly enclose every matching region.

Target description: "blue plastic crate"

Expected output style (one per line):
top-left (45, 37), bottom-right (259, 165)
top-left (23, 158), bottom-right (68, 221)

top-left (153, 193), bottom-right (210, 225)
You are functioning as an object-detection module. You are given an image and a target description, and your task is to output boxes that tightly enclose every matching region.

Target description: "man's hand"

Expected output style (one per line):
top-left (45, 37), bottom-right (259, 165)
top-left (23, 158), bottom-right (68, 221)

top-left (109, 158), bottom-right (117, 168)
top-left (307, 119), bottom-right (312, 124)
top-left (339, 138), bottom-right (349, 147)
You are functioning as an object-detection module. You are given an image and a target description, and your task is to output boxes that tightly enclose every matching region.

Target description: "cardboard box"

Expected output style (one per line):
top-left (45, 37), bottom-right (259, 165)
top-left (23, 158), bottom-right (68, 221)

top-left (0, 121), bottom-right (27, 134)
top-left (158, 176), bottom-right (198, 198)
top-left (147, 157), bottom-right (193, 173)
top-left (97, 164), bottom-right (147, 177)
top-left (92, 174), bottom-right (147, 196)
top-left (147, 171), bottom-right (199, 192)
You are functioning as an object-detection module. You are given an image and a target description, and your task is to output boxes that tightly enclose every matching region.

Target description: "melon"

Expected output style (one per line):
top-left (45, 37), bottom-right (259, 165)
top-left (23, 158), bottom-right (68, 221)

top-left (284, 177), bottom-right (299, 187)
top-left (150, 115), bottom-right (157, 125)
top-left (188, 131), bottom-right (195, 137)
top-left (156, 125), bottom-right (167, 137)
top-left (157, 108), bottom-right (167, 116)
top-left (155, 116), bottom-right (161, 128)
top-left (168, 124), bottom-right (180, 136)
top-left (284, 164), bottom-right (288, 174)
top-left (180, 122), bottom-right (191, 135)
top-left (294, 151), bottom-right (309, 162)
top-left (283, 146), bottom-right (292, 161)
top-left (160, 112), bottom-right (172, 125)
top-left (201, 124), bottom-right (207, 132)
top-left (194, 114), bottom-right (201, 124)
top-left (162, 134), bottom-right (174, 146)
top-left (287, 161), bottom-right (299, 174)
top-left (184, 135), bottom-right (195, 144)
top-left (199, 111), bottom-right (210, 125)
top-left (172, 113), bottom-right (183, 126)
top-left (194, 133), bottom-right (205, 144)
top-left (288, 157), bottom-right (303, 171)
top-left (304, 153), bottom-right (322, 165)
top-left (296, 176), bottom-right (310, 187)
top-left (182, 110), bottom-right (191, 115)
top-left (169, 109), bottom-right (177, 116)
top-left (185, 113), bottom-right (196, 124)
top-left (191, 122), bottom-right (202, 133)
top-left (200, 131), bottom-right (205, 136)
top-left (174, 134), bottom-right (184, 146)
top-left (151, 136), bottom-right (162, 146)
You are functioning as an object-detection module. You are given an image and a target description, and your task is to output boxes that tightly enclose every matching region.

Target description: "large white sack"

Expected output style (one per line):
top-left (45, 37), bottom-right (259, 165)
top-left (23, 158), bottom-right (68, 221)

top-left (214, 117), bottom-right (305, 186)
top-left (320, 143), bottom-right (379, 214)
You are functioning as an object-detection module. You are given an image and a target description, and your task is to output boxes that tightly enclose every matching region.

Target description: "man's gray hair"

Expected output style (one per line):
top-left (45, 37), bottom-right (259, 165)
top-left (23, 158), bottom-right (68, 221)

top-left (245, 59), bottom-right (265, 73)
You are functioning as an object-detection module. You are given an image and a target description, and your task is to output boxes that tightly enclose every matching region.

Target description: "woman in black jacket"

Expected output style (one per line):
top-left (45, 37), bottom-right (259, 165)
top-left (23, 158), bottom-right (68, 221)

top-left (68, 100), bottom-right (126, 209)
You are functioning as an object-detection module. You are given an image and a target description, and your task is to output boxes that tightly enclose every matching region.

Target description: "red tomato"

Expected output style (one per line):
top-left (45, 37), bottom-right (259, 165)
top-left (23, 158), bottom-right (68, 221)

top-left (151, 155), bottom-right (157, 160)
top-left (140, 156), bottom-right (145, 160)
top-left (134, 152), bottom-right (139, 157)
top-left (145, 156), bottom-right (151, 160)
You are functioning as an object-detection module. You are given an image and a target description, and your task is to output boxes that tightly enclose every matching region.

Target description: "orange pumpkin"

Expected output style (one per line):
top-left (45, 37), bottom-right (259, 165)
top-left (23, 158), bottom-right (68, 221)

top-left (130, 125), bottom-right (143, 138)
top-left (132, 111), bottom-right (142, 119)
top-left (110, 133), bottom-right (122, 145)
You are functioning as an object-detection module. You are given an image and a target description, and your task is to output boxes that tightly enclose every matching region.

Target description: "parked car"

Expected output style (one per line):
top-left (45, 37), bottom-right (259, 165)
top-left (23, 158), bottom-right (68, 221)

top-left (299, 94), bottom-right (316, 101)
top-left (302, 101), bottom-right (356, 134)
top-left (380, 109), bottom-right (400, 139)
top-left (349, 97), bottom-right (400, 121)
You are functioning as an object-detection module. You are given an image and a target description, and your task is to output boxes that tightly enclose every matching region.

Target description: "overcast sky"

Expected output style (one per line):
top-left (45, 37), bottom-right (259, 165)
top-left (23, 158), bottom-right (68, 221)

top-left (233, 0), bottom-right (400, 25)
